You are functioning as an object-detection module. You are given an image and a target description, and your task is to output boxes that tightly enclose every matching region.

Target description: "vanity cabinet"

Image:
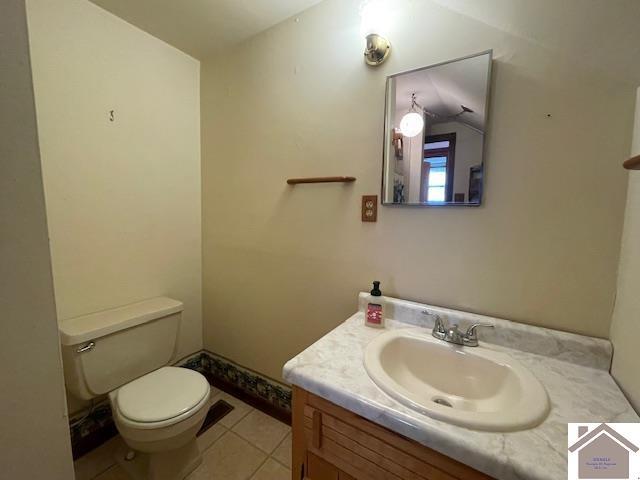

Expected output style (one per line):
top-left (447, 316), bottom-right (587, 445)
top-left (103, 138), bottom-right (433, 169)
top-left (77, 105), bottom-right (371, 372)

top-left (292, 387), bottom-right (493, 480)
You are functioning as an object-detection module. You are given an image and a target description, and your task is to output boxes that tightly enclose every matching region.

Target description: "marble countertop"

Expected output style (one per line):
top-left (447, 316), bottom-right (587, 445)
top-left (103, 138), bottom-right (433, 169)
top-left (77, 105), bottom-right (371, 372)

top-left (283, 294), bottom-right (639, 480)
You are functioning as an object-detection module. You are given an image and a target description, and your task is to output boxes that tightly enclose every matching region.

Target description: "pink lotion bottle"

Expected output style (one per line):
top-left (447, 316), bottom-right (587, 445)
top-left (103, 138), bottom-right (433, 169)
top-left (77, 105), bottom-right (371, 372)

top-left (365, 281), bottom-right (386, 328)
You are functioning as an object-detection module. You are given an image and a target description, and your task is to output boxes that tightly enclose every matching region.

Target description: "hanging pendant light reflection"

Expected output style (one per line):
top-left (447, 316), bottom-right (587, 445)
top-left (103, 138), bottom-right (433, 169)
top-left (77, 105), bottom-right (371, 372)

top-left (399, 93), bottom-right (424, 138)
top-left (399, 112), bottom-right (424, 137)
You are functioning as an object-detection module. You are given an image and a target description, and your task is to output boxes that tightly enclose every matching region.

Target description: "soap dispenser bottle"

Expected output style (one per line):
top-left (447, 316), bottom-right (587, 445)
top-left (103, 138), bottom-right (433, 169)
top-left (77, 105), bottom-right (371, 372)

top-left (365, 281), bottom-right (386, 328)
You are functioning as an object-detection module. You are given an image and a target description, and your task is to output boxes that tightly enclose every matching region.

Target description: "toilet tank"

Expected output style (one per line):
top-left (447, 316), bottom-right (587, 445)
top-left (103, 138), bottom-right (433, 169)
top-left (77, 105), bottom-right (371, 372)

top-left (59, 297), bottom-right (183, 400)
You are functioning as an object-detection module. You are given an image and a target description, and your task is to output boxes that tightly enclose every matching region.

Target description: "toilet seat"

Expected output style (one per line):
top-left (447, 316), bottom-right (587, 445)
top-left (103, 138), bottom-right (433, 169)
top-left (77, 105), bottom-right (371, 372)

top-left (112, 367), bottom-right (210, 429)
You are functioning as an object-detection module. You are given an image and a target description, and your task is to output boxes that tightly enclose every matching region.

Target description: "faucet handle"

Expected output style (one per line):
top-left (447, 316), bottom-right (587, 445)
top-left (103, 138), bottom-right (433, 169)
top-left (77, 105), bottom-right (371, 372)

top-left (464, 323), bottom-right (494, 346)
top-left (423, 311), bottom-right (447, 333)
top-left (425, 310), bottom-right (449, 341)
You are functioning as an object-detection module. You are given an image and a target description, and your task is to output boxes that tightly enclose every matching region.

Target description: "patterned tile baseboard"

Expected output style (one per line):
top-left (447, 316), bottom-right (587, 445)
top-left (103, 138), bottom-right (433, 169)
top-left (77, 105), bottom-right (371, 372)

top-left (201, 351), bottom-right (292, 414)
top-left (69, 401), bottom-right (116, 460)
top-left (181, 351), bottom-right (209, 372)
top-left (69, 350), bottom-right (291, 459)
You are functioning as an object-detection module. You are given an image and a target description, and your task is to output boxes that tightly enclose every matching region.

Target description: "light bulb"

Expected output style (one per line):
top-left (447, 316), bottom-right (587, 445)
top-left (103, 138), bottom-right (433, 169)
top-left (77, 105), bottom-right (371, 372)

top-left (399, 112), bottom-right (424, 137)
top-left (360, 0), bottom-right (389, 37)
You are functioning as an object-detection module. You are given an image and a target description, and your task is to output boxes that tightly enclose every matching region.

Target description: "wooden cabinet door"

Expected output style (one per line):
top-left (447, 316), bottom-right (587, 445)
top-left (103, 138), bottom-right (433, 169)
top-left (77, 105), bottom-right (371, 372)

top-left (306, 452), bottom-right (339, 480)
top-left (293, 386), bottom-right (494, 480)
top-left (338, 472), bottom-right (355, 480)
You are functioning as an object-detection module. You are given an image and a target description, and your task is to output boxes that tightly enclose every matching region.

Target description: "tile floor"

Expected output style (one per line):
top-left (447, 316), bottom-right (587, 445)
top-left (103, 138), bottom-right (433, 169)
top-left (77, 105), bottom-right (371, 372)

top-left (75, 387), bottom-right (292, 480)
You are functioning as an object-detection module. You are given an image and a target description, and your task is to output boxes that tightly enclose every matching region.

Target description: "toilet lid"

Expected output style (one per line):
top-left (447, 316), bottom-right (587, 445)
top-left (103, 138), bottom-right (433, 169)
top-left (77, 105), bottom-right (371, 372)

top-left (116, 367), bottom-right (209, 423)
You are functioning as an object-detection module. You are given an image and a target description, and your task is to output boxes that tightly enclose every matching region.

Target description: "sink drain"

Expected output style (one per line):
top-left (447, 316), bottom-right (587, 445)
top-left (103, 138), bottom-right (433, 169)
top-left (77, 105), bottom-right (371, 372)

top-left (432, 397), bottom-right (453, 407)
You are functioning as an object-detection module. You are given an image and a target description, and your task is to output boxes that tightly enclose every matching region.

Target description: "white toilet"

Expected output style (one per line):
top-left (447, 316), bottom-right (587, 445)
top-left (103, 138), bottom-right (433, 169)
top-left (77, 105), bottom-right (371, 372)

top-left (59, 297), bottom-right (210, 480)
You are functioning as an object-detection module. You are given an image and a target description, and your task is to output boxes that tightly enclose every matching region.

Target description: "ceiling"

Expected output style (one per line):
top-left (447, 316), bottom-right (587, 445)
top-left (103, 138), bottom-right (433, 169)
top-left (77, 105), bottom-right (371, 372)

top-left (88, 0), bottom-right (640, 84)
top-left (395, 53), bottom-right (491, 131)
top-left (431, 0), bottom-right (640, 85)
top-left (89, 0), bottom-right (323, 59)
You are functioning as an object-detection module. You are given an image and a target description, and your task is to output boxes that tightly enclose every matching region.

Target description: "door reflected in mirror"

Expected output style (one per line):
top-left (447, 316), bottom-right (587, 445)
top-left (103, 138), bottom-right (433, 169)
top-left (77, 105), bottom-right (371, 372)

top-left (382, 51), bottom-right (492, 206)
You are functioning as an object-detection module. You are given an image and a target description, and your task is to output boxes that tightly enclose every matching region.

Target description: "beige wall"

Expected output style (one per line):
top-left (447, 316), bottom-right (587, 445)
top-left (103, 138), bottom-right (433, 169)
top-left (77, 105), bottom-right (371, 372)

top-left (201, 0), bottom-right (635, 382)
top-left (27, 0), bottom-right (202, 409)
top-left (0, 1), bottom-right (74, 476)
top-left (610, 87), bottom-right (640, 412)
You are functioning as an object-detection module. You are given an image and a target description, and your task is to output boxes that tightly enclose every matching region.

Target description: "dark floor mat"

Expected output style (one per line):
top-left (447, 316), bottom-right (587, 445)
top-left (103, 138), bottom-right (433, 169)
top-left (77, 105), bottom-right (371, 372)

top-left (196, 399), bottom-right (234, 436)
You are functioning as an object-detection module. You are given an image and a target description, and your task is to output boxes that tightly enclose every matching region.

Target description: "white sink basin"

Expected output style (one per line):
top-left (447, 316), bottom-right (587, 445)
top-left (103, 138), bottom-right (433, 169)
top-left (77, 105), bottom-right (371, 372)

top-left (364, 328), bottom-right (549, 431)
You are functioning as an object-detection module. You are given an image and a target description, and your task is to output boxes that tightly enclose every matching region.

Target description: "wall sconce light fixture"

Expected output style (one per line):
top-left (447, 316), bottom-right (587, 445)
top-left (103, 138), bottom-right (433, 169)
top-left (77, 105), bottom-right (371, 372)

top-left (361, 0), bottom-right (391, 66)
top-left (364, 34), bottom-right (391, 66)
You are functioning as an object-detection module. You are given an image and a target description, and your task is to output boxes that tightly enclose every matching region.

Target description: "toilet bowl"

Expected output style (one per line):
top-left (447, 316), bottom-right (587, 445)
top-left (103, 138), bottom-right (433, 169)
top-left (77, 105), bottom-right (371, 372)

top-left (59, 297), bottom-right (210, 480)
top-left (109, 367), bottom-right (210, 480)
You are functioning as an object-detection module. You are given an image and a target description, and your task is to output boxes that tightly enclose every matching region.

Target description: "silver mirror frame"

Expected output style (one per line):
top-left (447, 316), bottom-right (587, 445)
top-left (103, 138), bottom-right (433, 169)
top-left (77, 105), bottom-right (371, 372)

top-left (380, 50), bottom-right (494, 207)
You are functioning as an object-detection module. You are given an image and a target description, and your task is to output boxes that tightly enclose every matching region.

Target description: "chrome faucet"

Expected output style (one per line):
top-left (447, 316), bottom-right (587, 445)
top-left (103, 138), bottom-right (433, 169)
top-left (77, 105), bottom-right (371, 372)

top-left (424, 310), bottom-right (494, 347)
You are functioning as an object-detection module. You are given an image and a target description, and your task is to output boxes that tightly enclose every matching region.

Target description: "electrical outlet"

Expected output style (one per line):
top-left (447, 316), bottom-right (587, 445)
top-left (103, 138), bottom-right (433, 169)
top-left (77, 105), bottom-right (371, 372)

top-left (362, 195), bottom-right (378, 222)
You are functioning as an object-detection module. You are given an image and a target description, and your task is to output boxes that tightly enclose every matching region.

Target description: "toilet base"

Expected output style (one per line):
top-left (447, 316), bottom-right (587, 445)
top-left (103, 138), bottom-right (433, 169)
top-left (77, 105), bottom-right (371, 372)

top-left (115, 439), bottom-right (202, 480)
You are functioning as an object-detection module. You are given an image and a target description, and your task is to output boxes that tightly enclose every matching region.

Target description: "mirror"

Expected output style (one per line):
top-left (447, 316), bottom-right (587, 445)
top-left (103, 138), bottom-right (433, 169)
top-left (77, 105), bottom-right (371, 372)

top-left (382, 51), bottom-right (492, 206)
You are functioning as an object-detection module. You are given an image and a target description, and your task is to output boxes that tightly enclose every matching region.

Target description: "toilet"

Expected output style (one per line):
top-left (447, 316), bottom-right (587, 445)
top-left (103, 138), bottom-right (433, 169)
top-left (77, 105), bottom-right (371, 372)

top-left (59, 297), bottom-right (210, 480)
